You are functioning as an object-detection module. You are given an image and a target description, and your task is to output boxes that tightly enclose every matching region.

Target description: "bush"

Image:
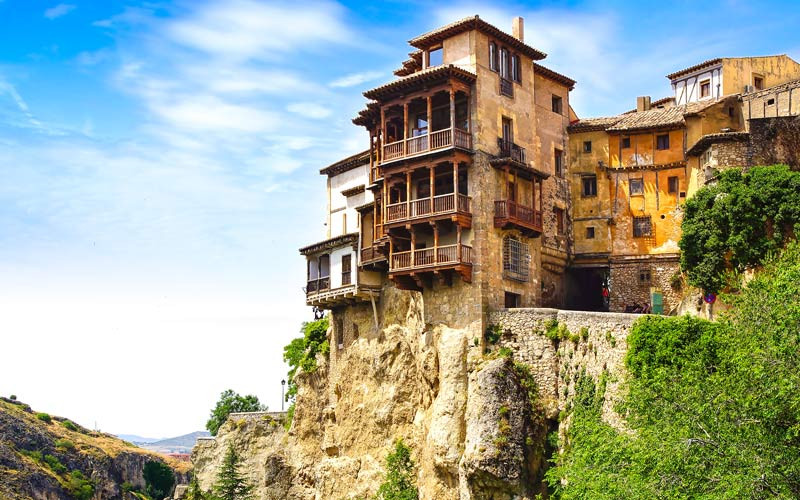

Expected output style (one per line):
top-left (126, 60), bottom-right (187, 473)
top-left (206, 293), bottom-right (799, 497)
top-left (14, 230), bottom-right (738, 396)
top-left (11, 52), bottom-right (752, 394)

top-left (54, 439), bottom-right (75, 451)
top-left (206, 390), bottom-right (267, 436)
top-left (143, 460), bottom-right (175, 500)
top-left (283, 317), bottom-right (330, 404)
top-left (43, 454), bottom-right (67, 474)
top-left (61, 420), bottom-right (78, 432)
top-left (10, 394), bottom-right (16, 400)
top-left (36, 412), bottom-right (52, 423)
top-left (64, 470), bottom-right (94, 500)
top-left (485, 324), bottom-right (503, 344)
top-left (375, 439), bottom-right (418, 500)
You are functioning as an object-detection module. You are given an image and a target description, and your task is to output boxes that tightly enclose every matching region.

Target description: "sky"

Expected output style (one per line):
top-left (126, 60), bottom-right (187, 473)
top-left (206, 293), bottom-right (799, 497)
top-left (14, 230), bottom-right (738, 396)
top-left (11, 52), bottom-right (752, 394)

top-left (1, 0), bottom-right (798, 438)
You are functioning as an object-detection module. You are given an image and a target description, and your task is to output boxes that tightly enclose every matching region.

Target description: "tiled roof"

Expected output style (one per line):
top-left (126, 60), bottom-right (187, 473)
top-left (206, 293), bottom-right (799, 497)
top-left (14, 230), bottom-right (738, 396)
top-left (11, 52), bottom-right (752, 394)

top-left (393, 50), bottom-right (424, 77)
top-left (567, 116), bottom-right (623, 133)
top-left (319, 150), bottom-right (370, 176)
top-left (666, 58), bottom-right (722, 80)
top-left (533, 63), bottom-right (576, 90)
top-left (363, 64), bottom-right (476, 101)
top-left (622, 96), bottom-right (675, 114)
top-left (352, 101), bottom-right (380, 127)
top-left (607, 98), bottom-right (725, 132)
top-left (686, 131), bottom-right (750, 156)
top-left (408, 15), bottom-right (546, 61)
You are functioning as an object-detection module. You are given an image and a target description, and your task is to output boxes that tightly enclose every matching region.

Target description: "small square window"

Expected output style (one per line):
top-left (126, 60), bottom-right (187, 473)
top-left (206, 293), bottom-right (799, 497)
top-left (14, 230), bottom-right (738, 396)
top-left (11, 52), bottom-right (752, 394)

top-left (668, 176), bottom-right (679, 194)
top-left (505, 291), bottom-right (521, 308)
top-left (554, 149), bottom-right (564, 177)
top-left (583, 141), bottom-right (592, 153)
top-left (633, 216), bottom-right (652, 238)
top-left (552, 95), bottom-right (563, 114)
top-left (753, 75), bottom-right (764, 90)
top-left (767, 98), bottom-right (776, 106)
top-left (582, 175), bottom-right (597, 197)
top-left (700, 79), bottom-right (711, 98)
top-left (656, 134), bottom-right (670, 150)
top-left (639, 270), bottom-right (651, 283)
top-left (586, 226), bottom-right (595, 239)
top-left (630, 178), bottom-right (644, 196)
top-left (622, 137), bottom-right (631, 149)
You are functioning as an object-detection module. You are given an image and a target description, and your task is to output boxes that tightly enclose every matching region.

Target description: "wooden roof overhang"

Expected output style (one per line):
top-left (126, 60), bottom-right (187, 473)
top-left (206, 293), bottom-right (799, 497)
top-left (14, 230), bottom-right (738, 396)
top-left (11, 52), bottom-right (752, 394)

top-left (319, 150), bottom-right (370, 176)
top-left (408, 15), bottom-right (546, 61)
top-left (533, 63), bottom-right (576, 90)
top-left (489, 157), bottom-right (550, 180)
top-left (363, 65), bottom-right (476, 104)
top-left (299, 233), bottom-right (358, 256)
top-left (604, 160), bottom-right (688, 172)
top-left (666, 58), bottom-right (723, 80)
top-left (606, 123), bottom-right (685, 135)
top-left (353, 102), bottom-right (380, 128)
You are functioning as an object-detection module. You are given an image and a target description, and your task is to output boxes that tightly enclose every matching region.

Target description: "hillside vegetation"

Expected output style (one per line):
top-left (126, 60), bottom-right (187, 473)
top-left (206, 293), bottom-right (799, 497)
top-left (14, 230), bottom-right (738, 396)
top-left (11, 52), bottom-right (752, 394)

top-left (0, 398), bottom-right (190, 500)
top-left (548, 241), bottom-right (800, 498)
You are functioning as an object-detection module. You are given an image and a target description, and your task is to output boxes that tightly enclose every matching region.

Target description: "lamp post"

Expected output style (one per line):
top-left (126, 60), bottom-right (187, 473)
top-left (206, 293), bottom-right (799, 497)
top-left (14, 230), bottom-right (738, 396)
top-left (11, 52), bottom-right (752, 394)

top-left (281, 379), bottom-right (286, 411)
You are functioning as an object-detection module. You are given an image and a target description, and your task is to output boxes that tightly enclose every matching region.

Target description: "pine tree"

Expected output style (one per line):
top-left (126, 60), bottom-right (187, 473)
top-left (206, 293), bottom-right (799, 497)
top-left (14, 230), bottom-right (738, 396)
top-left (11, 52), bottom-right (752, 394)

top-left (212, 444), bottom-right (254, 500)
top-left (185, 475), bottom-right (207, 500)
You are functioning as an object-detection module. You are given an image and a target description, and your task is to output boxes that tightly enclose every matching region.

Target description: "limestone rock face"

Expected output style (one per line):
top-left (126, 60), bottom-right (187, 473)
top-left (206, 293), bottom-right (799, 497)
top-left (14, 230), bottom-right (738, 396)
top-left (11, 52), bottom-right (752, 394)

top-left (192, 295), bottom-right (635, 499)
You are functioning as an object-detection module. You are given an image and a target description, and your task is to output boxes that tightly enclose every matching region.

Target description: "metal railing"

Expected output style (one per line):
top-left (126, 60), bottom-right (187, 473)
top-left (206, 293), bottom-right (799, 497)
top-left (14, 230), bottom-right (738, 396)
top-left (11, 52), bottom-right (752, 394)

top-left (497, 138), bottom-right (526, 164)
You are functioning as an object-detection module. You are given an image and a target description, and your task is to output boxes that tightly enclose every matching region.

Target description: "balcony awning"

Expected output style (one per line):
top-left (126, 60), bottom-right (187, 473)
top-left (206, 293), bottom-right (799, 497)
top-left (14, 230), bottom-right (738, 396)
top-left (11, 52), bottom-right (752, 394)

top-left (299, 233), bottom-right (358, 256)
top-left (363, 64), bottom-right (476, 102)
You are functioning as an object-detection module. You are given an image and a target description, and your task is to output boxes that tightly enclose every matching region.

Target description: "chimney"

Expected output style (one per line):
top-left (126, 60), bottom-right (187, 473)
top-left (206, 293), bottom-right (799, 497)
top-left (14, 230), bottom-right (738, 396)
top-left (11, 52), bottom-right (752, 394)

top-left (636, 96), bottom-right (652, 112)
top-left (512, 17), bottom-right (524, 42)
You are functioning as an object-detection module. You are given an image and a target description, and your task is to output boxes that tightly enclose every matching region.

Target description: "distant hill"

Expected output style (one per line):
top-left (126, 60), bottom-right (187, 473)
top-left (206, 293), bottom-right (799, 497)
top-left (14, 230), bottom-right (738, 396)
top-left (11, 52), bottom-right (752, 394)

top-left (0, 397), bottom-right (190, 500)
top-left (139, 431), bottom-right (210, 453)
top-left (115, 433), bottom-right (160, 444)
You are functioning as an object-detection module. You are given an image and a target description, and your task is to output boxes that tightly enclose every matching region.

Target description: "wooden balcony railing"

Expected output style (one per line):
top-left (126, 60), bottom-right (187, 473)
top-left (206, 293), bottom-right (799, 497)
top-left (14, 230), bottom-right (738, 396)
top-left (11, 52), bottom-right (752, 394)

top-left (497, 138), bottom-right (526, 164)
top-left (306, 276), bottom-right (330, 294)
top-left (360, 245), bottom-right (386, 264)
top-left (381, 127), bottom-right (471, 163)
top-left (500, 77), bottom-right (514, 98)
top-left (390, 244), bottom-right (473, 271)
top-left (494, 200), bottom-right (543, 232)
top-left (386, 193), bottom-right (471, 224)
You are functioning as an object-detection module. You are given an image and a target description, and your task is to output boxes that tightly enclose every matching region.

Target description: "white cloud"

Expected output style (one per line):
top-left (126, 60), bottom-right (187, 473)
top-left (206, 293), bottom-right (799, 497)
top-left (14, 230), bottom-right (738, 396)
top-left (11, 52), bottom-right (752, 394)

top-left (0, 79), bottom-right (45, 130)
top-left (153, 95), bottom-right (280, 132)
top-left (167, 0), bottom-right (352, 61)
top-left (286, 102), bottom-right (333, 119)
top-left (44, 3), bottom-right (76, 20)
top-left (329, 70), bottom-right (384, 88)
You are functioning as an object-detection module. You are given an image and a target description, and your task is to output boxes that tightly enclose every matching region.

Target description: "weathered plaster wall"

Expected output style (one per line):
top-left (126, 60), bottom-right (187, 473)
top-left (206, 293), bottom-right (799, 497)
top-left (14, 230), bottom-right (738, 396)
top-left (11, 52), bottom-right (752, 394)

top-left (721, 55), bottom-right (800, 96)
top-left (609, 129), bottom-right (685, 167)
top-left (569, 130), bottom-right (613, 257)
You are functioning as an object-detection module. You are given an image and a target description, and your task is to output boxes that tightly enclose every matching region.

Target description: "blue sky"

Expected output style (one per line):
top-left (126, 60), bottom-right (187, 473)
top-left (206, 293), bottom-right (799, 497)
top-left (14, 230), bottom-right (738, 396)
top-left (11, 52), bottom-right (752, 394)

top-left (1, 0), bottom-right (798, 437)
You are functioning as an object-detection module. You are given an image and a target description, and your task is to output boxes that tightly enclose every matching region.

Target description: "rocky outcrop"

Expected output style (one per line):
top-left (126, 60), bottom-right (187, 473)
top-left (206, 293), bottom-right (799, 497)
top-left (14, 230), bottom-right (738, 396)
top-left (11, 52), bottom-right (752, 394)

top-left (192, 291), bottom-right (638, 499)
top-left (0, 398), bottom-right (190, 500)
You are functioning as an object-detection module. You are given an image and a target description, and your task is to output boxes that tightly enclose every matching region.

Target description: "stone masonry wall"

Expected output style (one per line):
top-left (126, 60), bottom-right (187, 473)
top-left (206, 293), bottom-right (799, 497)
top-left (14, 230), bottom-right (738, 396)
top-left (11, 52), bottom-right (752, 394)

top-left (488, 308), bottom-right (639, 429)
top-left (608, 256), bottom-right (681, 313)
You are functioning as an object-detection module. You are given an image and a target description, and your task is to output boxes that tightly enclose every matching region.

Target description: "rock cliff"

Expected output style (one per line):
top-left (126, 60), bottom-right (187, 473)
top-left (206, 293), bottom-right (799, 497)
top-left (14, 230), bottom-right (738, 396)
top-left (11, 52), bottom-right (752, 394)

top-left (0, 398), bottom-right (190, 500)
top-left (192, 288), bottom-right (639, 499)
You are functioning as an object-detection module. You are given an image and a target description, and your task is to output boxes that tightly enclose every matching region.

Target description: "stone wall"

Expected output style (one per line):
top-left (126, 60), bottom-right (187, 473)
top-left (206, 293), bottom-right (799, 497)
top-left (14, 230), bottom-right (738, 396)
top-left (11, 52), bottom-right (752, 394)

top-left (488, 308), bottom-right (639, 428)
top-left (608, 255), bottom-right (680, 313)
top-left (749, 116), bottom-right (800, 167)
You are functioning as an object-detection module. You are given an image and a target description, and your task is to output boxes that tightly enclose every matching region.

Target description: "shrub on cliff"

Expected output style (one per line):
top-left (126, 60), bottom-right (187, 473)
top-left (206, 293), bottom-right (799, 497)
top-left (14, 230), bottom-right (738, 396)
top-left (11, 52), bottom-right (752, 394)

top-left (143, 460), bottom-right (175, 500)
top-left (547, 242), bottom-right (800, 498)
top-left (283, 317), bottom-right (330, 403)
top-left (680, 164), bottom-right (800, 293)
top-left (374, 439), bottom-right (418, 500)
top-left (206, 390), bottom-right (267, 436)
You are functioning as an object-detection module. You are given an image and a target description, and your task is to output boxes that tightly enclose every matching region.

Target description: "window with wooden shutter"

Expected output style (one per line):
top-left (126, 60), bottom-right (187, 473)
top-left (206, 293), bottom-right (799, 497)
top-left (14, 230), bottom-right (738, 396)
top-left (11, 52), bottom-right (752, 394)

top-left (341, 254), bottom-right (352, 285)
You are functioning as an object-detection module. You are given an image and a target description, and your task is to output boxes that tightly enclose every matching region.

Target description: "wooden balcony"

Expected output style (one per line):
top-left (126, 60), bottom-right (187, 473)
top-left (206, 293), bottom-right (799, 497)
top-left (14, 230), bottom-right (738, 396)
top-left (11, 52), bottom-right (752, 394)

top-left (306, 276), bottom-right (330, 294)
top-left (385, 193), bottom-right (471, 227)
top-left (304, 277), bottom-right (380, 308)
top-left (494, 200), bottom-right (543, 235)
top-left (389, 243), bottom-right (473, 289)
top-left (360, 244), bottom-right (387, 267)
top-left (382, 128), bottom-right (471, 165)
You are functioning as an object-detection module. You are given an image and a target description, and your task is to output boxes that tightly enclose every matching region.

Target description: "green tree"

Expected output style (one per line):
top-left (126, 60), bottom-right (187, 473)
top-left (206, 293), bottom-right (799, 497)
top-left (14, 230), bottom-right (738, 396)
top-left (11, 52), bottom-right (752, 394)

top-left (283, 317), bottom-right (330, 403)
top-left (547, 242), bottom-right (800, 498)
top-left (375, 439), bottom-right (418, 500)
top-left (143, 460), bottom-right (175, 500)
top-left (679, 164), bottom-right (800, 293)
top-left (64, 470), bottom-right (94, 500)
top-left (206, 390), bottom-right (267, 436)
top-left (212, 444), bottom-right (253, 500)
top-left (185, 475), bottom-right (208, 500)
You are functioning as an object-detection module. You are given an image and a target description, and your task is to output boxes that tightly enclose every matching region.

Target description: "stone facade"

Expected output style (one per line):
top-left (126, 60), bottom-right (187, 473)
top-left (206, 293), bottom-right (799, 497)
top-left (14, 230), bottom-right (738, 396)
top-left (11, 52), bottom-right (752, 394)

top-left (608, 255), bottom-right (681, 313)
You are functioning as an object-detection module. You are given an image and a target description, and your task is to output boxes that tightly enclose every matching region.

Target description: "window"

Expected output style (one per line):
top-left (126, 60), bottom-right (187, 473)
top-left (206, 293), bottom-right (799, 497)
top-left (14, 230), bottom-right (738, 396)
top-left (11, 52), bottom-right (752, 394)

top-left (341, 254), bottom-right (352, 285)
top-left (622, 137), bottom-right (631, 149)
top-left (511, 54), bottom-right (521, 82)
top-left (503, 236), bottom-right (530, 282)
top-left (668, 176), bottom-right (679, 194)
top-left (428, 46), bottom-right (443, 67)
top-left (552, 95), bottom-right (563, 114)
top-left (656, 134), bottom-right (670, 150)
top-left (554, 148), bottom-right (564, 177)
top-left (633, 216), bottom-right (652, 238)
top-left (489, 42), bottom-right (498, 72)
top-left (728, 106), bottom-right (735, 118)
top-left (499, 48), bottom-right (509, 78)
top-left (502, 117), bottom-right (513, 143)
top-left (629, 178), bottom-right (644, 195)
top-left (583, 140), bottom-right (592, 153)
top-left (582, 175), bottom-right (597, 197)
top-left (753, 74), bottom-right (764, 90)
top-left (504, 292), bottom-right (521, 308)
top-left (555, 207), bottom-right (565, 235)
top-left (767, 98), bottom-right (776, 106)
top-left (700, 79), bottom-right (711, 98)
top-left (638, 269), bottom-right (651, 284)
top-left (586, 226), bottom-right (595, 239)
